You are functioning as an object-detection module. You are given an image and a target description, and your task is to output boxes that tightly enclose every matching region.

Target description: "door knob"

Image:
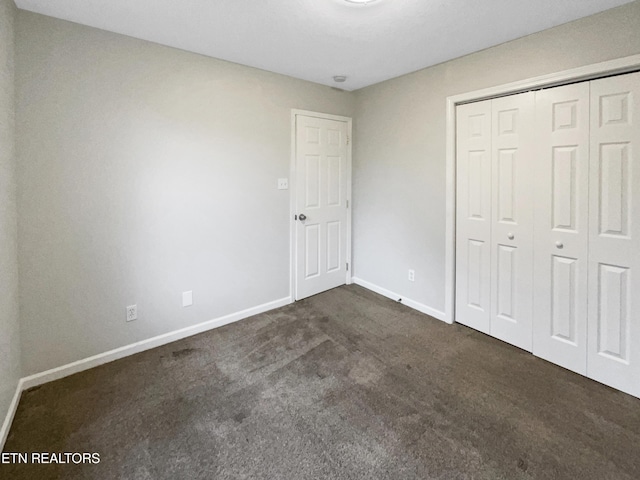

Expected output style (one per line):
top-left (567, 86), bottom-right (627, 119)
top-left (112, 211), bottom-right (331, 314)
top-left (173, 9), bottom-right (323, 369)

top-left (298, 214), bottom-right (307, 221)
top-left (555, 241), bottom-right (563, 249)
top-left (507, 233), bottom-right (515, 240)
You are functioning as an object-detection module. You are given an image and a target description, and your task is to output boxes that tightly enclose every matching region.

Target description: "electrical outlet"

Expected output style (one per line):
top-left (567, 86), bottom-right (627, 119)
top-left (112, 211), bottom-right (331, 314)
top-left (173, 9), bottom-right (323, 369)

top-left (277, 178), bottom-right (288, 190)
top-left (182, 290), bottom-right (193, 307)
top-left (408, 269), bottom-right (415, 282)
top-left (126, 304), bottom-right (137, 322)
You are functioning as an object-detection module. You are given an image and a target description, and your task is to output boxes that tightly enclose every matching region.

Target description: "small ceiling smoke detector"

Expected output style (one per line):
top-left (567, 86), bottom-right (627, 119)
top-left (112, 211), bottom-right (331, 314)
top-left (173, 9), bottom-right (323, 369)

top-left (333, 75), bottom-right (347, 83)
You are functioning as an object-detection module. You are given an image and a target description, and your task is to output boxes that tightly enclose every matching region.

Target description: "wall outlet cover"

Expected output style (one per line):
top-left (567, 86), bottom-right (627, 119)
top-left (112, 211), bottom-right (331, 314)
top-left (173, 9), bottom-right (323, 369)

top-left (126, 304), bottom-right (137, 322)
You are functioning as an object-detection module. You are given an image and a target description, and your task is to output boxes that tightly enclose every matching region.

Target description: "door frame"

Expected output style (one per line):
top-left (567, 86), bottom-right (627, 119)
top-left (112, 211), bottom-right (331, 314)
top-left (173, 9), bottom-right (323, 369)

top-left (444, 53), bottom-right (640, 325)
top-left (290, 109), bottom-right (353, 301)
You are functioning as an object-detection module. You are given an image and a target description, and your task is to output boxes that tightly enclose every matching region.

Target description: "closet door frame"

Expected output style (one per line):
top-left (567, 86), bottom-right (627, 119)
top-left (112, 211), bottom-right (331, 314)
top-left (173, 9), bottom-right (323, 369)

top-left (444, 53), bottom-right (640, 326)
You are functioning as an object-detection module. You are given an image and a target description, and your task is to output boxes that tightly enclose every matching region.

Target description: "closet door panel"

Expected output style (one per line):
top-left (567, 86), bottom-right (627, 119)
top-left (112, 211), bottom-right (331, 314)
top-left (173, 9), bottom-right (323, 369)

top-left (533, 83), bottom-right (590, 374)
top-left (588, 72), bottom-right (640, 398)
top-left (456, 100), bottom-right (492, 334)
top-left (490, 93), bottom-right (535, 351)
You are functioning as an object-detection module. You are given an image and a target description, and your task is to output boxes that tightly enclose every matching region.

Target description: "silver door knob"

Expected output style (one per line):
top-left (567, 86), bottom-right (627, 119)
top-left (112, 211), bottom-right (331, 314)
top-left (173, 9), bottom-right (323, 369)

top-left (507, 233), bottom-right (515, 240)
top-left (555, 241), bottom-right (563, 249)
top-left (298, 214), bottom-right (307, 221)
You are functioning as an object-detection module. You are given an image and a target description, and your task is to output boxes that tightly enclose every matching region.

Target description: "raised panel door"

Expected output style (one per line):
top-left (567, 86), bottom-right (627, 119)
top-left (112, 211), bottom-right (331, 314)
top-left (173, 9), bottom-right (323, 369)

top-left (533, 83), bottom-right (590, 374)
top-left (295, 115), bottom-right (348, 300)
top-left (587, 72), bottom-right (640, 397)
top-left (456, 100), bottom-right (493, 334)
top-left (490, 93), bottom-right (535, 351)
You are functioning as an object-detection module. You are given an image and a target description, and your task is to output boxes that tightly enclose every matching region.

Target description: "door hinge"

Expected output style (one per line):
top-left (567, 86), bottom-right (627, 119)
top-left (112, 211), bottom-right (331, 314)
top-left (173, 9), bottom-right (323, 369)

top-left (346, 262), bottom-right (349, 271)
top-left (346, 200), bottom-right (349, 208)
top-left (294, 214), bottom-right (298, 220)
top-left (347, 135), bottom-right (350, 146)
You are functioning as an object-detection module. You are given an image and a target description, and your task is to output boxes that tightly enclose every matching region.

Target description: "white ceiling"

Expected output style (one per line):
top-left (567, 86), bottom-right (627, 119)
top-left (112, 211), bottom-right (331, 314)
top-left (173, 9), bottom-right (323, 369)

top-left (15, 0), bottom-right (635, 91)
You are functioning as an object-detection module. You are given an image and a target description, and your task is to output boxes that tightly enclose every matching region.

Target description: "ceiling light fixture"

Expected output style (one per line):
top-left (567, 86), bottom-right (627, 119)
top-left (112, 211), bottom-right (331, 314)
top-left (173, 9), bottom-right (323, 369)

top-left (333, 76), bottom-right (347, 83)
top-left (343, 0), bottom-right (379, 5)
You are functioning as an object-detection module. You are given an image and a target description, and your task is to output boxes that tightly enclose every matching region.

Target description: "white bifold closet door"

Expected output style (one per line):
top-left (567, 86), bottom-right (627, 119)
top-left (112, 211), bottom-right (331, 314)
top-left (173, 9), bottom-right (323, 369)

top-left (456, 71), bottom-right (640, 398)
top-left (587, 73), bottom-right (640, 398)
top-left (532, 83), bottom-right (590, 375)
top-left (456, 100), bottom-right (492, 335)
top-left (456, 91), bottom-right (535, 351)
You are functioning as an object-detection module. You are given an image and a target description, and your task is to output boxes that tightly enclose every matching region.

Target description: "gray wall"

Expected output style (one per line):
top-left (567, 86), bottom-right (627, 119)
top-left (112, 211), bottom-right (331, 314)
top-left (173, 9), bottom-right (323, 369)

top-left (0, 0), bottom-right (21, 427)
top-left (13, 2), bottom-right (640, 378)
top-left (352, 1), bottom-right (640, 313)
top-left (16, 11), bottom-right (355, 375)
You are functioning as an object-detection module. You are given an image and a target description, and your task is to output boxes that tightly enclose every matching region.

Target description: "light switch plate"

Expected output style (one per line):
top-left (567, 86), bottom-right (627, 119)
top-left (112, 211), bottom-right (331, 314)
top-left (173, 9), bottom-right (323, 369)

top-left (278, 178), bottom-right (288, 190)
top-left (182, 291), bottom-right (193, 307)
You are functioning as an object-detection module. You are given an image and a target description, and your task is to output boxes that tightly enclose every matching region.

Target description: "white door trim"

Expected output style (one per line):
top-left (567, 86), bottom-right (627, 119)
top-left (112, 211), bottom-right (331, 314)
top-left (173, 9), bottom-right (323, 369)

top-left (290, 109), bottom-right (353, 301)
top-left (444, 53), bottom-right (640, 325)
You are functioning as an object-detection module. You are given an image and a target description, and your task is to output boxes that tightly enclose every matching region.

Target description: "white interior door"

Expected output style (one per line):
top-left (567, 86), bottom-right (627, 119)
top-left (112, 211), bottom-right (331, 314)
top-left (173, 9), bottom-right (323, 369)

top-left (587, 72), bottom-right (640, 398)
top-left (490, 92), bottom-right (535, 351)
top-left (456, 100), bottom-right (493, 334)
top-left (456, 93), bottom-right (534, 349)
top-left (533, 83), bottom-right (590, 374)
top-left (455, 73), bottom-right (640, 398)
top-left (294, 114), bottom-right (350, 300)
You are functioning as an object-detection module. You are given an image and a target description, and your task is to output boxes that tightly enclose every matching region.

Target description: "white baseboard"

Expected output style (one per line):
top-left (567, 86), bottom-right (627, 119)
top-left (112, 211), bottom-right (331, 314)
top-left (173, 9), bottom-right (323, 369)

top-left (3, 295), bottom-right (291, 450)
top-left (1, 378), bottom-right (24, 451)
top-left (1, 285), bottom-right (438, 449)
top-left (352, 277), bottom-right (447, 323)
top-left (20, 296), bottom-right (292, 391)
top-left (0, 297), bottom-right (293, 452)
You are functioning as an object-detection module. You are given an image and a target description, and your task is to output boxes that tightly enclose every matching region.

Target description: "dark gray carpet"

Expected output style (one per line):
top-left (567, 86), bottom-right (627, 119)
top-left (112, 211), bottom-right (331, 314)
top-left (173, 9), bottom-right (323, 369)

top-left (2, 285), bottom-right (639, 479)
